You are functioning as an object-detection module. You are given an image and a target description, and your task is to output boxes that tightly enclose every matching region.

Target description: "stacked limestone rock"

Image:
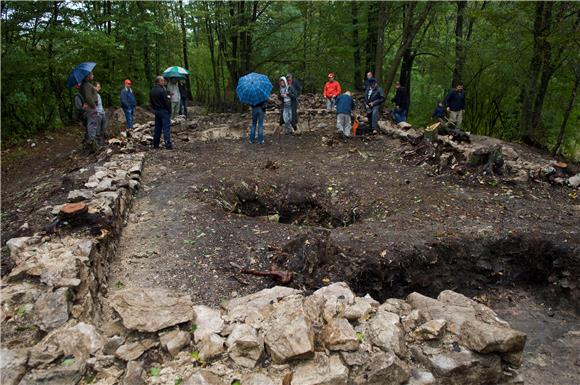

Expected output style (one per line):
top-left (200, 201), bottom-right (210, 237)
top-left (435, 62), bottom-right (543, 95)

top-left (80, 283), bottom-right (526, 385)
top-left (1, 152), bottom-right (145, 385)
top-left (378, 120), bottom-right (580, 187)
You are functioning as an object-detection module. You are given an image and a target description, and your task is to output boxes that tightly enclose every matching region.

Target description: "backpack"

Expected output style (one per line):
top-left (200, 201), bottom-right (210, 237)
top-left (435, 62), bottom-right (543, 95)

top-left (73, 93), bottom-right (84, 120)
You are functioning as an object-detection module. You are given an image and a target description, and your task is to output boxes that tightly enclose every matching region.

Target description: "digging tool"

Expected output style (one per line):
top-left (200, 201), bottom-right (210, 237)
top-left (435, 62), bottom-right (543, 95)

top-left (241, 266), bottom-right (293, 284)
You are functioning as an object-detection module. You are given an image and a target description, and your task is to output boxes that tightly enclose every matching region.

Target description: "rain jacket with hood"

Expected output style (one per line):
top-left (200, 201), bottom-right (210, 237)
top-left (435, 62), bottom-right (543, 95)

top-left (323, 80), bottom-right (342, 99)
top-left (278, 76), bottom-right (297, 126)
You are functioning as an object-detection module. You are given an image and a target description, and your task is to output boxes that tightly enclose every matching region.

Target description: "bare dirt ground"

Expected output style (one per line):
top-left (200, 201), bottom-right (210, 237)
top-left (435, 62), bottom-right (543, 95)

top-left (2, 106), bottom-right (579, 384)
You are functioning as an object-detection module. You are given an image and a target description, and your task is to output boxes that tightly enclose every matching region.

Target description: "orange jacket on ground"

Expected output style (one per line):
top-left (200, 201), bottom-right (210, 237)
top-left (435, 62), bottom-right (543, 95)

top-left (323, 81), bottom-right (341, 98)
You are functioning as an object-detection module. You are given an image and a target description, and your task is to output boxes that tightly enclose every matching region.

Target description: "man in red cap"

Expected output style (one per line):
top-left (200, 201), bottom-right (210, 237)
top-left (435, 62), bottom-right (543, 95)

top-left (120, 79), bottom-right (137, 130)
top-left (323, 73), bottom-right (341, 111)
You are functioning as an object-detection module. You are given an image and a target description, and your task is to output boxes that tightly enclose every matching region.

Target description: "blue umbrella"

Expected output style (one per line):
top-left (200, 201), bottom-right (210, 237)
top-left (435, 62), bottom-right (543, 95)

top-left (66, 62), bottom-right (96, 88)
top-left (236, 72), bottom-right (272, 106)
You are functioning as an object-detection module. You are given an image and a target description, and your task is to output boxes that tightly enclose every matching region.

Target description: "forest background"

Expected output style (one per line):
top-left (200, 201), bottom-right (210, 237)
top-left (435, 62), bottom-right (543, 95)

top-left (1, 1), bottom-right (578, 159)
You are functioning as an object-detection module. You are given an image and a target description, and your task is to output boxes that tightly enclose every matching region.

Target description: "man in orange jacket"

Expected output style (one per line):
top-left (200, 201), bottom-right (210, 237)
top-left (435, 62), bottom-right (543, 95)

top-left (323, 73), bottom-right (341, 111)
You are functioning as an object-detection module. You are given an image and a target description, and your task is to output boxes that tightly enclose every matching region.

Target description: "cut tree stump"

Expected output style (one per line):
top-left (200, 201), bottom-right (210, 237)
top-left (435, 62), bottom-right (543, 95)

top-left (59, 202), bottom-right (88, 219)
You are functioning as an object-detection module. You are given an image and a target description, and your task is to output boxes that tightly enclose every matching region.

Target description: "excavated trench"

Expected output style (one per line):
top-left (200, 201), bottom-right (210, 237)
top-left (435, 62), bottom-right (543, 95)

top-left (277, 230), bottom-right (579, 311)
top-left (211, 182), bottom-right (361, 228)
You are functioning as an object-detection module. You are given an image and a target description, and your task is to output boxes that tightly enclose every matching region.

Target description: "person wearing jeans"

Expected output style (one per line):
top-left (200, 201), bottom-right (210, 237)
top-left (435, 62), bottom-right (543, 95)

top-left (250, 101), bottom-right (267, 144)
top-left (80, 72), bottom-right (100, 152)
top-left (364, 78), bottom-right (385, 133)
top-left (278, 76), bottom-right (297, 135)
top-left (149, 76), bottom-right (173, 149)
top-left (120, 79), bottom-right (136, 130)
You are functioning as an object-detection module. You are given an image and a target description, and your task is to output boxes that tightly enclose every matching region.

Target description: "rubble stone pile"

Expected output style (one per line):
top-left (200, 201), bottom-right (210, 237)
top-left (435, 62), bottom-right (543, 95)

top-left (379, 120), bottom-right (580, 187)
top-left (1, 152), bottom-right (145, 385)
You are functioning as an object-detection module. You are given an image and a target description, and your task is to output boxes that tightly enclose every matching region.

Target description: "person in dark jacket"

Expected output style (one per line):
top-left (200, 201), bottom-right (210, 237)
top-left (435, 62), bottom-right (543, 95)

top-left (335, 91), bottom-right (355, 138)
top-left (149, 76), bottom-right (173, 149)
top-left (80, 72), bottom-right (99, 152)
top-left (391, 82), bottom-right (409, 123)
top-left (178, 80), bottom-right (188, 118)
top-left (120, 79), bottom-right (137, 130)
top-left (286, 73), bottom-right (300, 130)
top-left (364, 78), bottom-right (385, 134)
top-left (444, 83), bottom-right (465, 128)
top-left (249, 100), bottom-right (267, 145)
top-left (364, 71), bottom-right (373, 91)
top-left (432, 101), bottom-right (446, 122)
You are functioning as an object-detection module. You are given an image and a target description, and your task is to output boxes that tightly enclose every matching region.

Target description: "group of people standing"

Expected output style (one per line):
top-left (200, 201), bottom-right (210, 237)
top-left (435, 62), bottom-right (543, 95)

top-left (77, 72), bottom-right (192, 152)
top-left (321, 71), bottom-right (466, 139)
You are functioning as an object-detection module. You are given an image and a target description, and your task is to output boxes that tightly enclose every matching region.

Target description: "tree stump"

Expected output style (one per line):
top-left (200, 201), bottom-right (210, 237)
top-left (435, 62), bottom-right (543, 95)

top-left (59, 202), bottom-right (88, 219)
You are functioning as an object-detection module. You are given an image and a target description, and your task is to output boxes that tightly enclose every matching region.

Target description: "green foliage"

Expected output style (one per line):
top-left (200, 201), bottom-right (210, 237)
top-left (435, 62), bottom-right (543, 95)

top-left (175, 378), bottom-right (183, 385)
top-left (149, 367), bottom-right (161, 377)
top-left (1, 1), bottom-right (578, 158)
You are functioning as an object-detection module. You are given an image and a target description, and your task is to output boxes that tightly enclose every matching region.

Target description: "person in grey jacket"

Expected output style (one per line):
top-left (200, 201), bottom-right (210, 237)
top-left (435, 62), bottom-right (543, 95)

top-left (278, 76), bottom-right (297, 135)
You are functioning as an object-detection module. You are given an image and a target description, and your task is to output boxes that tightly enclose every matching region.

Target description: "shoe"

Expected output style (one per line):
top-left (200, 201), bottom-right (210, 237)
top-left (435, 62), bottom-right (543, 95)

top-left (258, 141), bottom-right (264, 145)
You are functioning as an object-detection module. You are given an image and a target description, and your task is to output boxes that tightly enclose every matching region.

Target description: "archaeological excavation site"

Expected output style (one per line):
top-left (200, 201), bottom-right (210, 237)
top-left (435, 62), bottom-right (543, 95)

top-left (1, 96), bottom-right (579, 385)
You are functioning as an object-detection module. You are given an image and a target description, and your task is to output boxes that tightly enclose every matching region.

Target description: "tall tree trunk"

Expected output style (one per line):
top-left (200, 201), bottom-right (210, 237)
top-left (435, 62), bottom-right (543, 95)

top-left (399, 49), bottom-right (415, 111)
top-left (452, 1), bottom-right (467, 87)
top-left (374, 2), bottom-right (388, 82)
top-left (179, 0), bottom-right (193, 100)
top-left (383, 2), bottom-right (433, 96)
top-left (47, 1), bottom-right (67, 123)
top-left (365, 2), bottom-right (379, 75)
top-left (351, 2), bottom-right (362, 90)
top-left (205, 9), bottom-right (221, 106)
top-left (552, 67), bottom-right (579, 156)
top-left (521, 1), bottom-right (548, 144)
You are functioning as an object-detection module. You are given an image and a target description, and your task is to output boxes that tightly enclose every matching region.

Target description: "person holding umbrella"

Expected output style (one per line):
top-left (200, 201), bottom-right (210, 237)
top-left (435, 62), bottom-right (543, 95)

top-left (67, 62), bottom-right (99, 152)
top-left (166, 77), bottom-right (181, 119)
top-left (80, 72), bottom-right (100, 152)
top-left (236, 72), bottom-right (273, 145)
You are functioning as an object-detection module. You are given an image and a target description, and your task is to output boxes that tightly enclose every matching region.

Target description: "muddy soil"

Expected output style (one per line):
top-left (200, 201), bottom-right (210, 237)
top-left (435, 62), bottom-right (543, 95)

top-left (3, 107), bottom-right (579, 384)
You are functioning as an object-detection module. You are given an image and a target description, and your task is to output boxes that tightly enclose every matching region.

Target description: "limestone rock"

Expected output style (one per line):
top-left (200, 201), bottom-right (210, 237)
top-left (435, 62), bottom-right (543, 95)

top-left (241, 373), bottom-right (275, 385)
top-left (411, 345), bottom-right (503, 385)
top-left (379, 298), bottom-right (413, 317)
top-left (6, 236), bottom-right (41, 263)
top-left (344, 297), bottom-right (374, 321)
top-left (160, 329), bottom-right (191, 357)
top-left (406, 292), bottom-right (498, 335)
top-left (115, 339), bottom-right (158, 361)
top-left (109, 288), bottom-right (193, 332)
top-left (226, 324), bottom-right (263, 368)
top-left (0, 348), bottom-right (29, 385)
top-left (198, 333), bottom-right (225, 361)
top-left (353, 351), bottom-right (410, 385)
top-left (322, 318), bottom-right (359, 351)
top-left (460, 320), bottom-right (526, 353)
top-left (34, 287), bottom-right (70, 331)
top-left (407, 369), bottom-right (436, 385)
top-left (95, 178), bottom-right (114, 193)
top-left (19, 361), bottom-right (86, 385)
top-left (184, 370), bottom-right (224, 385)
top-left (222, 286), bottom-right (301, 325)
top-left (29, 322), bottom-right (103, 367)
top-left (313, 282), bottom-right (356, 321)
top-left (122, 360), bottom-right (145, 385)
top-left (264, 297), bottom-right (315, 364)
top-left (193, 305), bottom-right (224, 341)
top-left (368, 311), bottom-right (406, 357)
top-left (67, 189), bottom-right (94, 202)
top-left (292, 353), bottom-right (348, 385)
top-left (568, 173), bottom-right (580, 188)
top-left (411, 319), bottom-right (446, 341)
top-left (103, 335), bottom-right (125, 355)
